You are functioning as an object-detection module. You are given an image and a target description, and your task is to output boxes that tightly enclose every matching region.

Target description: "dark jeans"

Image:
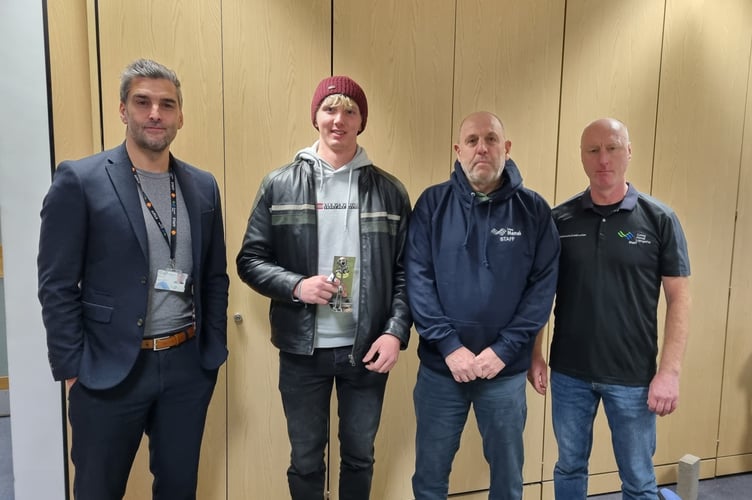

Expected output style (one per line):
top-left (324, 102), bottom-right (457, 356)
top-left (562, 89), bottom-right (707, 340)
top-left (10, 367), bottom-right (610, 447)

top-left (68, 339), bottom-right (217, 500)
top-left (278, 347), bottom-right (389, 500)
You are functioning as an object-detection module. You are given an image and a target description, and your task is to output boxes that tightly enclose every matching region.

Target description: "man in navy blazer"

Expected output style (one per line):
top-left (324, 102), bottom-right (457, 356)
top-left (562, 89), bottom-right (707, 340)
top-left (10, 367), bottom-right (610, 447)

top-left (37, 59), bottom-right (229, 500)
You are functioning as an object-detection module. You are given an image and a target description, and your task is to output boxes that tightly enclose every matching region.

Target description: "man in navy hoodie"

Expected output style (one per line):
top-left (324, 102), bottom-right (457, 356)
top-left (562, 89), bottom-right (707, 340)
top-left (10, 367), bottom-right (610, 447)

top-left (406, 111), bottom-right (560, 499)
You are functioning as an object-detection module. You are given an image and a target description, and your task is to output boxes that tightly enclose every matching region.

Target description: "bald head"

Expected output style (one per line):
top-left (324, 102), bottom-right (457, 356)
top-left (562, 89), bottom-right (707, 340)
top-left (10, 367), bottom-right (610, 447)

top-left (458, 111), bottom-right (505, 139)
top-left (581, 118), bottom-right (630, 147)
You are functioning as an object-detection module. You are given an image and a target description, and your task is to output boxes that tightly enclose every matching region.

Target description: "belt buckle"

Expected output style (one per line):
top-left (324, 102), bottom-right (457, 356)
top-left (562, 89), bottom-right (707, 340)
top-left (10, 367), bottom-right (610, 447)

top-left (151, 335), bottom-right (172, 351)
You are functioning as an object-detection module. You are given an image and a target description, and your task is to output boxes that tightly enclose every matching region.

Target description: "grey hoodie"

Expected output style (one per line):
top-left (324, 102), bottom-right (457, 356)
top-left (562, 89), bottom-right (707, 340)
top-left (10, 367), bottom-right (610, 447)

top-left (294, 142), bottom-right (373, 348)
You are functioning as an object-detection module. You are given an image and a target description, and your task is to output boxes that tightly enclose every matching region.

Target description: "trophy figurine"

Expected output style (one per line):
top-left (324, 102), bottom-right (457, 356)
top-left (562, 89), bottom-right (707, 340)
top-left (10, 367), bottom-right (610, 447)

top-left (329, 256), bottom-right (354, 313)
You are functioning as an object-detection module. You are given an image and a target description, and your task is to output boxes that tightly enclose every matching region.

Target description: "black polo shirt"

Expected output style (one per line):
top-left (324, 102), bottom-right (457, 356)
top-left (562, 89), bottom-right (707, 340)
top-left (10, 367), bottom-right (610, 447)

top-left (549, 184), bottom-right (690, 386)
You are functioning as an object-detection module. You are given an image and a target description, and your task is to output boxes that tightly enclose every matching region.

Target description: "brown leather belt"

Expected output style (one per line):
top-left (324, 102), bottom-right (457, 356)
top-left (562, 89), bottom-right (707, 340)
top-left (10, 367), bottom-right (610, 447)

top-left (141, 325), bottom-right (196, 351)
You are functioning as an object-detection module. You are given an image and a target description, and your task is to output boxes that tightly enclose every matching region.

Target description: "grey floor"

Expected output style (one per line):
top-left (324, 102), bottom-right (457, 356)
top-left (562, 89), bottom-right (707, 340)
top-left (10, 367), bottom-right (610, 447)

top-left (587, 472), bottom-right (752, 499)
top-left (1, 417), bottom-right (13, 500)
top-left (0, 414), bottom-right (750, 499)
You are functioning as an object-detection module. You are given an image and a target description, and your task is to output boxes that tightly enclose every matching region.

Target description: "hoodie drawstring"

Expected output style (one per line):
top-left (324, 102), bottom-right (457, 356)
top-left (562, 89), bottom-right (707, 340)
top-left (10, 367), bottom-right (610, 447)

top-left (482, 201), bottom-right (492, 268)
top-left (344, 168), bottom-right (353, 233)
top-left (463, 192), bottom-right (492, 269)
top-left (462, 193), bottom-right (476, 248)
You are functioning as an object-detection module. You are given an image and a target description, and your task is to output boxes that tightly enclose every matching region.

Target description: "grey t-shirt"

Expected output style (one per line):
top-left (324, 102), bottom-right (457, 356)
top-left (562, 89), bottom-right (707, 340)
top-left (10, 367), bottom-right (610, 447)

top-left (135, 168), bottom-right (194, 336)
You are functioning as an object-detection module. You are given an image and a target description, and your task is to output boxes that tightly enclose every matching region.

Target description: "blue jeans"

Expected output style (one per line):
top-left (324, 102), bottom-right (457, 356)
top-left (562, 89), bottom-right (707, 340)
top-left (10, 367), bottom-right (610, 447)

top-left (278, 347), bottom-right (388, 500)
top-left (551, 370), bottom-right (657, 500)
top-left (412, 365), bottom-right (527, 500)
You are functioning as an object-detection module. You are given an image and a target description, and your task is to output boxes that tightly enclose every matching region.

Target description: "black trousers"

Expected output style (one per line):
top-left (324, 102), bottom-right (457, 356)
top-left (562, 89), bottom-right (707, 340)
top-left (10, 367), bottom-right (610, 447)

top-left (279, 347), bottom-right (388, 500)
top-left (68, 339), bottom-right (218, 500)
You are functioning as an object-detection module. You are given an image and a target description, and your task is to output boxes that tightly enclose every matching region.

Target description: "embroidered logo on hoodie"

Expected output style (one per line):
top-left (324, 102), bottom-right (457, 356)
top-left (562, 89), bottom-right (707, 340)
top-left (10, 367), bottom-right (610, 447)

top-left (491, 227), bottom-right (522, 242)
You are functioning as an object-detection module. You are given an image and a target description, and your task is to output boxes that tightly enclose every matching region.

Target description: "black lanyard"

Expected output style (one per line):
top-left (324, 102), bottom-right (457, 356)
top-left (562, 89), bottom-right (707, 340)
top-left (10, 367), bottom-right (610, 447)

top-left (132, 166), bottom-right (177, 266)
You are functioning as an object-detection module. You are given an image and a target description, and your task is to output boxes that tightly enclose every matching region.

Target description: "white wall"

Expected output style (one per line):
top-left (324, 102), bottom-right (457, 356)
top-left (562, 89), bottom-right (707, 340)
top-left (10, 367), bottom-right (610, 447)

top-left (0, 1), bottom-right (66, 499)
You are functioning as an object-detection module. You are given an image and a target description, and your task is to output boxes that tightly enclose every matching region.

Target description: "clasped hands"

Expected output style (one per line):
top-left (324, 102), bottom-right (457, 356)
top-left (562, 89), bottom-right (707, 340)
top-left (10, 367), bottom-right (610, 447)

top-left (445, 346), bottom-right (506, 383)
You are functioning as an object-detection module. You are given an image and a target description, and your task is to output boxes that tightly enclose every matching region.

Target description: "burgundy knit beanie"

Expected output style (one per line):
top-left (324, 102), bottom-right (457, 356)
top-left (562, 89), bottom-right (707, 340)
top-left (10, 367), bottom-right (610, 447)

top-left (311, 76), bottom-right (368, 134)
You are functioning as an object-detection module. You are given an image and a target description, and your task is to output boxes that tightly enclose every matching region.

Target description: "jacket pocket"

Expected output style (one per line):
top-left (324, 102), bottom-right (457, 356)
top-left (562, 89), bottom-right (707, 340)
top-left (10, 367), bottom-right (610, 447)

top-left (81, 300), bottom-right (113, 323)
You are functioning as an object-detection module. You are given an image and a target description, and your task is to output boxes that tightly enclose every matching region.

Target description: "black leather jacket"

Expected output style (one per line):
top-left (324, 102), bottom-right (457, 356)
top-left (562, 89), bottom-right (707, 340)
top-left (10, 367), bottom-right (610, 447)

top-left (236, 158), bottom-right (412, 363)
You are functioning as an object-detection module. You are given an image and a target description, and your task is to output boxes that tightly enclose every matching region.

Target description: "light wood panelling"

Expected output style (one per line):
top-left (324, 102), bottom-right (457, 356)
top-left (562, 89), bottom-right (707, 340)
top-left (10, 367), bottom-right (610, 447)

top-left (717, 455), bottom-right (752, 476)
top-left (221, 1), bottom-right (330, 498)
top-left (719, 14), bottom-right (752, 458)
top-left (331, 1), bottom-right (455, 497)
top-left (653, 0), bottom-right (752, 462)
top-left (97, 0), bottom-right (225, 183)
top-left (95, 1), bottom-right (227, 498)
top-left (547, 0), bottom-right (666, 481)
top-left (47, 0), bottom-right (97, 162)
top-left (523, 482), bottom-right (542, 500)
top-left (454, 0), bottom-right (565, 202)
top-left (334, 0), bottom-right (456, 200)
top-left (556, 0), bottom-right (664, 205)
top-left (450, 482), bottom-right (541, 500)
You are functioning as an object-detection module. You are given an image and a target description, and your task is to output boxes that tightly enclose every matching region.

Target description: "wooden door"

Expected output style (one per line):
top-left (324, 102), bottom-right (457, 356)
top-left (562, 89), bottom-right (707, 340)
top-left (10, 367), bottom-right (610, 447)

top-left (222, 1), bottom-right (331, 498)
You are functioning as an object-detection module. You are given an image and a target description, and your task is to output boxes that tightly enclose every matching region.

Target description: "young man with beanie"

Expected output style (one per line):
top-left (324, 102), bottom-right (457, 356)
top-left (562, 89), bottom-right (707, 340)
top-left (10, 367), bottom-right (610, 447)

top-left (237, 75), bottom-right (412, 499)
top-left (406, 111), bottom-right (560, 499)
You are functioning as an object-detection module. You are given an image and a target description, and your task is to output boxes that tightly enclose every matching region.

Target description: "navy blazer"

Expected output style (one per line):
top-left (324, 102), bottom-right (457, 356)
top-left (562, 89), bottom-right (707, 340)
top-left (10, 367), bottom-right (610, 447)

top-left (38, 143), bottom-right (229, 390)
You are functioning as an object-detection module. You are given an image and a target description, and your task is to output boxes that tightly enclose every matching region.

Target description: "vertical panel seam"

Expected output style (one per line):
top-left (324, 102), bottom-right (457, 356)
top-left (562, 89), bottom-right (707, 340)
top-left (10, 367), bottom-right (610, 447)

top-left (649, 0), bottom-right (668, 197)
top-left (449, 0), bottom-right (458, 173)
top-left (93, 0), bottom-right (104, 152)
top-left (330, 0), bottom-right (334, 75)
top-left (552, 0), bottom-right (568, 207)
top-left (218, 2), bottom-right (229, 496)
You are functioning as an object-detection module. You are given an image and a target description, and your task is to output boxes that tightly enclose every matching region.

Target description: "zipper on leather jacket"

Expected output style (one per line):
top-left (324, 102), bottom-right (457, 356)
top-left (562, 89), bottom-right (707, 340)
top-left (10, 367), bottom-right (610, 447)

top-left (348, 353), bottom-right (356, 366)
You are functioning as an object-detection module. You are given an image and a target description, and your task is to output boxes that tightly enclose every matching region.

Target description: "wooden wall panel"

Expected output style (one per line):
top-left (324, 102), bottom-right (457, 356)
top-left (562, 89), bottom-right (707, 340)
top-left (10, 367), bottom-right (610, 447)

top-left (334, 0), bottom-right (456, 200)
top-left (97, 0), bottom-right (225, 184)
top-left (453, 483), bottom-right (540, 500)
top-left (331, 1), bottom-right (455, 497)
top-left (549, 0), bottom-right (665, 484)
top-left (221, 1), bottom-right (331, 499)
top-left (653, 0), bottom-right (752, 463)
top-left (556, 0), bottom-right (664, 205)
top-left (47, 0), bottom-right (97, 162)
top-left (718, 3), bottom-right (752, 460)
top-left (454, 0), bottom-right (565, 203)
top-left (95, 2), bottom-right (226, 499)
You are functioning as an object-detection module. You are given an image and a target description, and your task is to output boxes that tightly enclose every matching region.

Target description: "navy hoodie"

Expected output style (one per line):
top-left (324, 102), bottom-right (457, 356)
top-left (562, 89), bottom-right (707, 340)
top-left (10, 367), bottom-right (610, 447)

top-left (406, 159), bottom-right (560, 377)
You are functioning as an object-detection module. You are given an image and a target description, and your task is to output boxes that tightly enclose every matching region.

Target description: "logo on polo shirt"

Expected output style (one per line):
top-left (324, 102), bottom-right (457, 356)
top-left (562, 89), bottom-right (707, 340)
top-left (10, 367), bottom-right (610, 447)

top-left (617, 230), bottom-right (634, 241)
top-left (491, 227), bottom-right (522, 242)
top-left (618, 230), bottom-right (652, 245)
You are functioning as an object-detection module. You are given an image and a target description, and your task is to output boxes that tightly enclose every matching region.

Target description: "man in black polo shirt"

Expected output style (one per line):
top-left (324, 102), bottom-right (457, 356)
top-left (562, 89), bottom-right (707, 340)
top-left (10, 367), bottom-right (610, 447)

top-left (528, 117), bottom-right (691, 499)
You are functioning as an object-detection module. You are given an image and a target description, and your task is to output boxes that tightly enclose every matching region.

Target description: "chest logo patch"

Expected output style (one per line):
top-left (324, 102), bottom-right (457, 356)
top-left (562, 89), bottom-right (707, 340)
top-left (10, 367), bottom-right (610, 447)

top-left (491, 227), bottom-right (522, 242)
top-left (618, 230), bottom-right (653, 245)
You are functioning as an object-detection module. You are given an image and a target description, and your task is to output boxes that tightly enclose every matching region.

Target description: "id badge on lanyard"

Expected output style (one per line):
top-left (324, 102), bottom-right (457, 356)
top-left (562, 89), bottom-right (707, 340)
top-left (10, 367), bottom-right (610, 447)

top-left (133, 166), bottom-right (190, 293)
